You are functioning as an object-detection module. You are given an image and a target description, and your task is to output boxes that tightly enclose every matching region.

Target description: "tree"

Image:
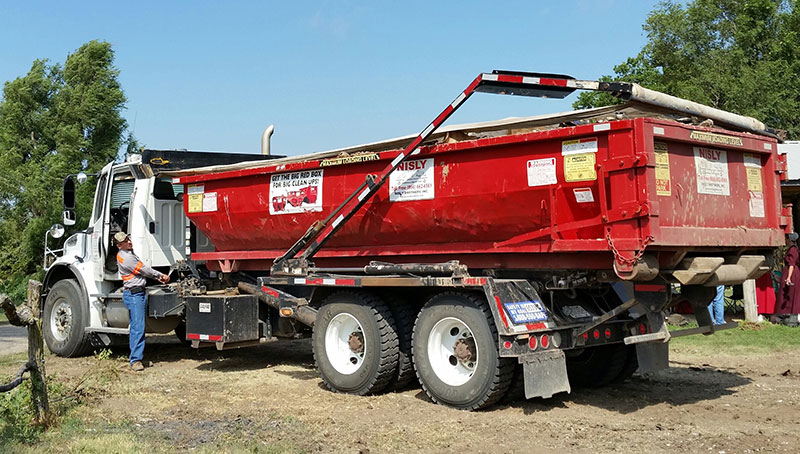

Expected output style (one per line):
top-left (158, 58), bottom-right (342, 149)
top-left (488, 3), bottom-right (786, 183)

top-left (0, 41), bottom-right (128, 299)
top-left (574, 0), bottom-right (800, 139)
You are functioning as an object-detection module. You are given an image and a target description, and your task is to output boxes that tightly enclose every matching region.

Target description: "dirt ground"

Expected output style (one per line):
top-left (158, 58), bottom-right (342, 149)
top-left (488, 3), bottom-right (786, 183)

top-left (4, 335), bottom-right (800, 453)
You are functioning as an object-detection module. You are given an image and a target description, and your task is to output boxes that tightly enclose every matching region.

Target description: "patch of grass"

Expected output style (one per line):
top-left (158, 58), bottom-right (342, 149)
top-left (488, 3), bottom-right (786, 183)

top-left (0, 311), bottom-right (7, 323)
top-left (671, 321), bottom-right (800, 354)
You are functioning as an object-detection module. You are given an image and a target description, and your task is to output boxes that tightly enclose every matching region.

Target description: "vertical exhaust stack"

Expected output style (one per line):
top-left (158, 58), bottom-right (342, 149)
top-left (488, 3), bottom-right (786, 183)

top-left (262, 125), bottom-right (275, 155)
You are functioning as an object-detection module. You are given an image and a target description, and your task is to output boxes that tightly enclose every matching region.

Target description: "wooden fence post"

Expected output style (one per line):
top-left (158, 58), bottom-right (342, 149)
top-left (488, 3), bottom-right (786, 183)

top-left (0, 280), bottom-right (51, 426)
top-left (743, 278), bottom-right (758, 323)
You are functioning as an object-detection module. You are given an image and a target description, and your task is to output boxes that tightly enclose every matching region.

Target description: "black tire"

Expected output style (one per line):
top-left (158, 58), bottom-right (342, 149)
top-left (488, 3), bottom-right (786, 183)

top-left (384, 294), bottom-right (417, 390)
top-left (312, 291), bottom-right (399, 395)
top-left (43, 279), bottom-right (92, 357)
top-left (174, 321), bottom-right (191, 346)
top-left (565, 343), bottom-right (628, 388)
top-left (501, 363), bottom-right (526, 404)
top-left (612, 344), bottom-right (639, 383)
top-left (412, 292), bottom-right (514, 410)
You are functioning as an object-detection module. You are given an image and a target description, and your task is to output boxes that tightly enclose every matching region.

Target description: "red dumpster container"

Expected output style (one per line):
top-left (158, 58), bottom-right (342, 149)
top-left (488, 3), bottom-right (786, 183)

top-left (174, 116), bottom-right (785, 279)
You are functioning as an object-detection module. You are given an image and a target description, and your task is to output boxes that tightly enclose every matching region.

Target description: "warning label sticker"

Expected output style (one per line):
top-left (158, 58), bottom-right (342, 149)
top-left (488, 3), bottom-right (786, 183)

top-left (526, 158), bottom-right (557, 187)
top-left (744, 153), bottom-right (763, 192)
top-left (202, 192), bottom-right (217, 212)
top-left (749, 191), bottom-right (765, 218)
top-left (187, 184), bottom-right (204, 213)
top-left (564, 153), bottom-right (597, 182)
top-left (389, 158), bottom-right (434, 202)
top-left (573, 187), bottom-right (595, 203)
top-left (269, 169), bottom-right (323, 215)
top-left (654, 142), bottom-right (671, 196)
top-left (562, 137), bottom-right (598, 156)
top-left (694, 147), bottom-right (730, 196)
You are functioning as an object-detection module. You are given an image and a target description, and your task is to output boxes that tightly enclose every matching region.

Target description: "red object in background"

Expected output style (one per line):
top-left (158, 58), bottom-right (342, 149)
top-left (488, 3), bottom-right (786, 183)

top-left (756, 272), bottom-right (777, 315)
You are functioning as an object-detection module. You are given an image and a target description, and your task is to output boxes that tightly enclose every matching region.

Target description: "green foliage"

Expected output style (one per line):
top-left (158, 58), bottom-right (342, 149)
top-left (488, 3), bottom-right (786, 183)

top-left (671, 320), bottom-right (800, 354)
top-left (0, 40), bottom-right (128, 291)
top-left (574, 0), bottom-right (800, 139)
top-left (0, 376), bottom-right (74, 446)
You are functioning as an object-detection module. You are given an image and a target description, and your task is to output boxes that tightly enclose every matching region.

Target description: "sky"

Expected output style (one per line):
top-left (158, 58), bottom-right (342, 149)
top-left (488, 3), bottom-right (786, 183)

top-left (0, 1), bottom-right (660, 158)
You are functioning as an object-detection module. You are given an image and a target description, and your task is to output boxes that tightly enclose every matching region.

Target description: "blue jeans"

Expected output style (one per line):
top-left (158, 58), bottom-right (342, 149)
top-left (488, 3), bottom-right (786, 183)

top-left (123, 290), bottom-right (146, 364)
top-left (708, 285), bottom-right (725, 325)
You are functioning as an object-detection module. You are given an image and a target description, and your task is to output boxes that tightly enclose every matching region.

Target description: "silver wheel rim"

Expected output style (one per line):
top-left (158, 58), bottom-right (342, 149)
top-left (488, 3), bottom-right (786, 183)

top-left (50, 299), bottom-right (73, 342)
top-left (325, 313), bottom-right (366, 375)
top-left (427, 317), bottom-right (477, 386)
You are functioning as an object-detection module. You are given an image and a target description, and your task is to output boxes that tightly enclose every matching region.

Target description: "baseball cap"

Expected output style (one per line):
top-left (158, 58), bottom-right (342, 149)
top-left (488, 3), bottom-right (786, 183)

top-left (113, 232), bottom-right (130, 244)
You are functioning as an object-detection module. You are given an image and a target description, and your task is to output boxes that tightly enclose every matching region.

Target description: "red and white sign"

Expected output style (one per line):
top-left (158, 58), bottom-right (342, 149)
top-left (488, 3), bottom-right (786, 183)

top-left (269, 169), bottom-right (323, 215)
top-left (389, 158), bottom-right (434, 202)
top-left (527, 158), bottom-right (557, 187)
top-left (693, 147), bottom-right (730, 196)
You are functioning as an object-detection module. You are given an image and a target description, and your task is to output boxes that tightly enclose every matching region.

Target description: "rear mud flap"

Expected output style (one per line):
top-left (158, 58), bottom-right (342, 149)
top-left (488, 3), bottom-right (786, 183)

top-left (522, 349), bottom-right (571, 399)
top-left (635, 341), bottom-right (669, 373)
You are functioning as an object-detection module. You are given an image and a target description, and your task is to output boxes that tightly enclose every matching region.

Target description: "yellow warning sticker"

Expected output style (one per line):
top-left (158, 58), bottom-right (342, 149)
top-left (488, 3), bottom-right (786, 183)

top-left (564, 153), bottom-right (596, 182)
top-left (654, 142), bottom-right (671, 196)
top-left (743, 153), bottom-right (763, 192)
top-left (187, 184), bottom-right (204, 213)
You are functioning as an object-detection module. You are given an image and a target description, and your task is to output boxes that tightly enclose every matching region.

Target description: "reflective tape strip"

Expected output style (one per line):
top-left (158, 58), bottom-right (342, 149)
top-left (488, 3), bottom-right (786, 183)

top-left (323, 279), bottom-right (335, 285)
top-left (421, 123), bottom-right (435, 138)
top-left (482, 73), bottom-right (499, 81)
top-left (593, 123), bottom-right (610, 132)
top-left (133, 262), bottom-right (144, 274)
top-left (121, 274), bottom-right (135, 281)
top-left (357, 188), bottom-right (371, 201)
top-left (332, 214), bottom-right (345, 229)
top-left (187, 333), bottom-right (222, 341)
top-left (522, 76), bottom-right (540, 85)
top-left (410, 147), bottom-right (421, 156)
top-left (391, 153), bottom-right (405, 167)
top-left (450, 92), bottom-right (467, 109)
top-left (117, 254), bottom-right (124, 264)
top-left (294, 278), bottom-right (306, 285)
top-left (261, 286), bottom-right (280, 298)
top-left (494, 295), bottom-right (509, 328)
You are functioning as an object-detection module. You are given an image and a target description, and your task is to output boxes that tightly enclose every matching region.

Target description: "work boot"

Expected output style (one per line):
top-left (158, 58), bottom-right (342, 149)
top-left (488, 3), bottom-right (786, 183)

top-left (131, 361), bottom-right (145, 371)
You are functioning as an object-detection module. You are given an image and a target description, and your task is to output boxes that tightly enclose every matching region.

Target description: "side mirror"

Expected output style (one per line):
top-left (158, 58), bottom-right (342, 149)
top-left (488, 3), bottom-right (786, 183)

top-left (49, 224), bottom-right (65, 239)
top-left (77, 172), bottom-right (88, 184)
top-left (63, 210), bottom-right (76, 226)
top-left (63, 177), bottom-right (76, 210)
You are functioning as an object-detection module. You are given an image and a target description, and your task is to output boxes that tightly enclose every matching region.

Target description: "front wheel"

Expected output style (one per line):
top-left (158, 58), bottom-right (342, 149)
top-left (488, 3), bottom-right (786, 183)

top-left (43, 279), bottom-right (92, 357)
top-left (312, 291), bottom-right (399, 395)
top-left (412, 292), bottom-right (513, 410)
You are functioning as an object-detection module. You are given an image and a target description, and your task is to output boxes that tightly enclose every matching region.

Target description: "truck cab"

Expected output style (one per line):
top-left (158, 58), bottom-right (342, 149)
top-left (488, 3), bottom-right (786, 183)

top-left (42, 150), bottom-right (276, 356)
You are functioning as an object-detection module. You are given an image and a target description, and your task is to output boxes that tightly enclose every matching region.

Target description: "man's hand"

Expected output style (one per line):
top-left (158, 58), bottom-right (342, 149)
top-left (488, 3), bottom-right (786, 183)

top-left (158, 274), bottom-right (171, 284)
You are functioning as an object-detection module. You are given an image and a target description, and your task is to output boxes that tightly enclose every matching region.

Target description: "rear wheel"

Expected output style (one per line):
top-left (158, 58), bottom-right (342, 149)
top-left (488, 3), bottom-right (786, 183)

top-left (312, 291), bottom-right (398, 395)
top-left (43, 279), bottom-right (92, 357)
top-left (412, 292), bottom-right (514, 410)
top-left (565, 343), bottom-right (628, 388)
top-left (383, 294), bottom-right (417, 390)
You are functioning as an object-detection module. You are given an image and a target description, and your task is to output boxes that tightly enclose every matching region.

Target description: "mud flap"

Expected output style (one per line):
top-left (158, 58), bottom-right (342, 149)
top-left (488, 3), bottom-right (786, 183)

top-left (635, 342), bottom-right (669, 373)
top-left (522, 349), bottom-right (571, 399)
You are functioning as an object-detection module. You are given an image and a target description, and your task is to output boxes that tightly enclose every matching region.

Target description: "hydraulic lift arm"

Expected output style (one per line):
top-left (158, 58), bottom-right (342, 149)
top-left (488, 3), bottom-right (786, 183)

top-left (271, 70), bottom-right (776, 274)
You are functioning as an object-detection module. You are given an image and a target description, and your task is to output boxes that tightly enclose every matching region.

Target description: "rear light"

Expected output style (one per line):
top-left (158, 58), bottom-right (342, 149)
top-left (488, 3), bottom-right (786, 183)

top-left (593, 329), bottom-right (600, 340)
top-left (280, 308), bottom-right (294, 317)
top-left (639, 323), bottom-right (647, 334)
top-left (528, 336), bottom-right (537, 350)
top-left (582, 333), bottom-right (589, 341)
top-left (503, 341), bottom-right (512, 349)
top-left (540, 334), bottom-right (550, 349)
top-left (604, 328), bottom-right (612, 339)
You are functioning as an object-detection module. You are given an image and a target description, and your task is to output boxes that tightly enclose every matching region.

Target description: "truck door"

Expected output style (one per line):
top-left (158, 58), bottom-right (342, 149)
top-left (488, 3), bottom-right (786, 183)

top-left (90, 163), bottom-right (113, 282)
top-left (145, 177), bottom-right (186, 266)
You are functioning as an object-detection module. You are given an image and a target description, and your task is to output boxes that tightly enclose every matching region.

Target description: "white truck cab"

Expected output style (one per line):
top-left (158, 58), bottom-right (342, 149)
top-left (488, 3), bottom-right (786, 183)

top-left (42, 150), bottom-right (272, 356)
